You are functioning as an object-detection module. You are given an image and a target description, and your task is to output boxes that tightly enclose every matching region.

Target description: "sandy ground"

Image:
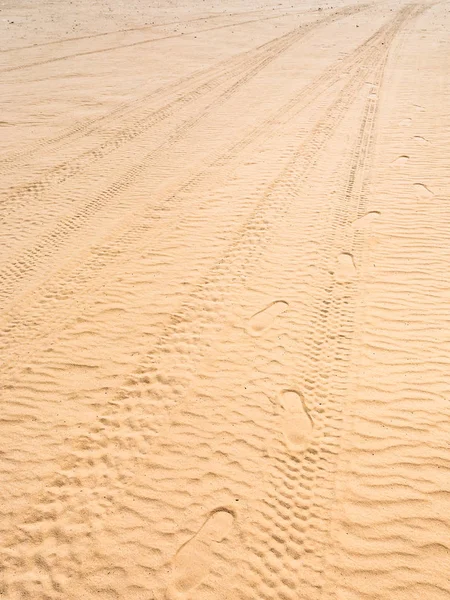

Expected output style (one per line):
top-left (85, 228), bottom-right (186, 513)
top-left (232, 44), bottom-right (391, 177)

top-left (1, 0), bottom-right (450, 598)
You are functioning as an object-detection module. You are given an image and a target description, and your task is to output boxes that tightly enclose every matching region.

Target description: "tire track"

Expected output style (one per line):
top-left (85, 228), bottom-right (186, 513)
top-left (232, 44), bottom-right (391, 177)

top-left (0, 10), bottom-right (314, 75)
top-left (0, 29), bottom-right (281, 169)
top-left (0, 7), bottom-right (425, 598)
top-left (0, 8), bottom-right (320, 168)
top-left (0, 5), bottom-right (362, 199)
top-left (323, 10), bottom-right (450, 596)
top-left (0, 4), bottom-right (362, 209)
top-left (3, 7), bottom-right (400, 351)
top-left (0, 9), bottom-right (394, 347)
top-left (0, 6), bottom-right (300, 54)
top-left (234, 4), bottom-right (429, 599)
top-left (0, 7), bottom-right (369, 288)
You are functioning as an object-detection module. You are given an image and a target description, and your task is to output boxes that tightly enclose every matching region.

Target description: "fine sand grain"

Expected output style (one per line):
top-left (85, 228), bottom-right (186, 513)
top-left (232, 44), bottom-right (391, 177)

top-left (1, 0), bottom-right (450, 598)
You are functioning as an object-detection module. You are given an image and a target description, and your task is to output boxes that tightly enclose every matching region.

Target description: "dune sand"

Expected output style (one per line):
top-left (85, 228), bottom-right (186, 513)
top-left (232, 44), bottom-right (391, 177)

top-left (1, 0), bottom-right (450, 598)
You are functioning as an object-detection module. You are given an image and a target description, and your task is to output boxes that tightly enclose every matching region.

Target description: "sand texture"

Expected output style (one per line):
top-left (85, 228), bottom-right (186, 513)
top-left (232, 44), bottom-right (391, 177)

top-left (1, 0), bottom-right (450, 598)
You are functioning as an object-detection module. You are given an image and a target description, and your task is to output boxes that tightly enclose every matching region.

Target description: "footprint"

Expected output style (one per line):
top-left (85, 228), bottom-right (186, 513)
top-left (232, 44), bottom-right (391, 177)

top-left (351, 211), bottom-right (380, 230)
top-left (247, 301), bottom-right (288, 336)
top-left (170, 510), bottom-right (234, 593)
top-left (280, 390), bottom-right (313, 452)
top-left (390, 155), bottom-right (409, 167)
top-left (335, 253), bottom-right (357, 283)
top-left (413, 135), bottom-right (430, 145)
top-left (399, 118), bottom-right (412, 127)
top-left (413, 104), bottom-right (425, 112)
top-left (413, 183), bottom-right (434, 199)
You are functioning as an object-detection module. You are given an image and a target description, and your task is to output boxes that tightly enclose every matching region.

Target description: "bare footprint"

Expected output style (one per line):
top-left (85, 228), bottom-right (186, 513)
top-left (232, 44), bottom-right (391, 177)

top-left (280, 390), bottom-right (313, 452)
top-left (390, 155), bottom-right (409, 167)
top-left (335, 253), bottom-right (357, 283)
top-left (351, 211), bottom-right (381, 230)
top-left (399, 117), bottom-right (412, 127)
top-left (247, 301), bottom-right (288, 336)
top-left (413, 183), bottom-right (434, 199)
top-left (413, 135), bottom-right (430, 145)
top-left (170, 510), bottom-right (234, 594)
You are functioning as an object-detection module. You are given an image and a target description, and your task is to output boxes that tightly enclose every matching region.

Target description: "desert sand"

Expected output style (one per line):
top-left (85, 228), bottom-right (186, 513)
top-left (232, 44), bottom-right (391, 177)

top-left (1, 0), bottom-right (450, 598)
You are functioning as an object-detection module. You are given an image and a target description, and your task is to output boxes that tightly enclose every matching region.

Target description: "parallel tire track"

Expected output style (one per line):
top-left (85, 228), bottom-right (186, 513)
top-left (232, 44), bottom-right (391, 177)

top-left (0, 6), bottom-right (369, 296)
top-left (237, 4), bottom-right (429, 599)
top-left (0, 8), bottom-right (394, 342)
top-left (0, 10), bottom-right (319, 75)
top-left (0, 5), bottom-right (363, 184)
top-left (0, 16), bottom-right (305, 170)
top-left (0, 7), bottom-right (400, 346)
top-left (0, 11), bottom-right (305, 167)
top-left (0, 6), bottom-right (426, 598)
top-left (0, 6), bottom-right (289, 54)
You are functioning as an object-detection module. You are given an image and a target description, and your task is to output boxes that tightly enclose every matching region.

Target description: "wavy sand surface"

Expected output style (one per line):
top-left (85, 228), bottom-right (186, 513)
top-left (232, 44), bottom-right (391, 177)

top-left (1, 0), bottom-right (450, 598)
